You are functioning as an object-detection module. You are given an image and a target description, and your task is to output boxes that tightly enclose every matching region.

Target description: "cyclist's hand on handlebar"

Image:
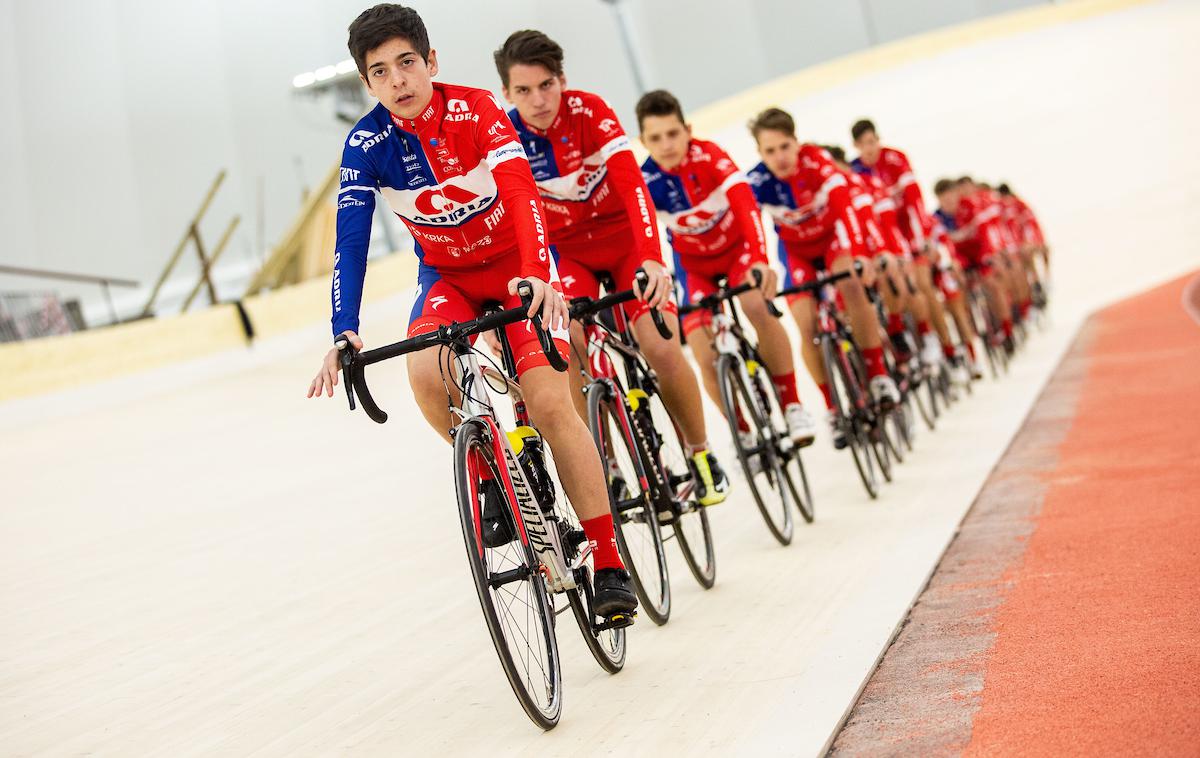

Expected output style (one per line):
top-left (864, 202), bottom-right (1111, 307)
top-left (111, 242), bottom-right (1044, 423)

top-left (508, 276), bottom-right (568, 331)
top-left (634, 259), bottom-right (673, 310)
top-left (308, 330), bottom-right (361, 398)
top-left (746, 262), bottom-right (778, 299)
top-left (855, 256), bottom-right (878, 288)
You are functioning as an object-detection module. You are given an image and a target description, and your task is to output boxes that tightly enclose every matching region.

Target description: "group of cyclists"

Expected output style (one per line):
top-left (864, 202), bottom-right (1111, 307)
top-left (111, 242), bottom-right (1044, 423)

top-left (306, 3), bottom-right (1050, 726)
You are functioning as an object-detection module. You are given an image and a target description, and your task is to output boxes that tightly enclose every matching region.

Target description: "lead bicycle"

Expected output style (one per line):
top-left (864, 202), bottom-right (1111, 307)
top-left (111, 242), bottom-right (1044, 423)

top-left (336, 283), bottom-right (631, 730)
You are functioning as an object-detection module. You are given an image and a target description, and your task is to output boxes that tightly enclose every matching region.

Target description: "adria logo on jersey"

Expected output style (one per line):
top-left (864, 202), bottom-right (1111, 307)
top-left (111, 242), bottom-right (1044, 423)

top-left (445, 99), bottom-right (478, 123)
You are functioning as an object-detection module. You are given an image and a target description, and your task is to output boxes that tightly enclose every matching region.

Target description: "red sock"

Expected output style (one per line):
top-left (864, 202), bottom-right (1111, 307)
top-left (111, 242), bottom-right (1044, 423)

top-left (917, 320), bottom-right (932, 337)
top-left (772, 371), bottom-right (800, 407)
top-left (943, 343), bottom-right (957, 360)
top-left (581, 514), bottom-right (623, 571)
top-left (887, 313), bottom-right (905, 335)
top-left (966, 341), bottom-right (978, 361)
top-left (863, 346), bottom-right (886, 378)
top-left (1002, 319), bottom-right (1014, 338)
top-left (818, 382), bottom-right (835, 409)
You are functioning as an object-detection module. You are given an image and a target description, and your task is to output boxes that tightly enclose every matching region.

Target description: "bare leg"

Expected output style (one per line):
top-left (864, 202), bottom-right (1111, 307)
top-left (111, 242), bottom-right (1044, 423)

top-left (520, 365), bottom-right (611, 521)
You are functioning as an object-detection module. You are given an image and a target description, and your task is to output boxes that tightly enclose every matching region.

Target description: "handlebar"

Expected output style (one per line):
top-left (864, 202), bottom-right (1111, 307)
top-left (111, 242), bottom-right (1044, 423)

top-left (678, 267), bottom-right (778, 317)
top-left (336, 284), bottom-right (566, 424)
top-left (567, 269), bottom-right (673, 340)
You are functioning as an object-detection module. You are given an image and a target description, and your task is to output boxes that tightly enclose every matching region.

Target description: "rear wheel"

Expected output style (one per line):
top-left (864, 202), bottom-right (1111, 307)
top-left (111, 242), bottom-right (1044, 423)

top-left (717, 354), bottom-right (795, 545)
top-left (587, 384), bottom-right (671, 626)
top-left (454, 421), bottom-right (561, 729)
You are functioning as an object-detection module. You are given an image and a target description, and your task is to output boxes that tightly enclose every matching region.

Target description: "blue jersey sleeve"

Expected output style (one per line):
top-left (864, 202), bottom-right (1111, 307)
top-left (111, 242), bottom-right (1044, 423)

top-left (331, 137), bottom-right (378, 337)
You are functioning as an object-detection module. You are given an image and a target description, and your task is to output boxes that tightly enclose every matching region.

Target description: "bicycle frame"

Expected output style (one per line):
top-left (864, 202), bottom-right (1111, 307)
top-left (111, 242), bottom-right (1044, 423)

top-left (448, 341), bottom-right (583, 594)
top-left (580, 304), bottom-right (675, 505)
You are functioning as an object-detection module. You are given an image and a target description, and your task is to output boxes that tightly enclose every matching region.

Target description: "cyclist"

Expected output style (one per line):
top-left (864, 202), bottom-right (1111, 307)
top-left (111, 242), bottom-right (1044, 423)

top-left (636, 89), bottom-right (818, 447)
top-left (997, 182), bottom-right (1048, 305)
top-left (745, 108), bottom-right (900, 446)
top-left (305, 4), bottom-right (636, 614)
top-left (493, 30), bottom-right (730, 506)
top-left (937, 176), bottom-right (1015, 352)
top-left (850, 120), bottom-right (962, 378)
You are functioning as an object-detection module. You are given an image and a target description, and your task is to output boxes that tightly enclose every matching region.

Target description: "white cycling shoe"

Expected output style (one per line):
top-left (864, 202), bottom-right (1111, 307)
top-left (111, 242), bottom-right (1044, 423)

top-left (948, 358), bottom-right (971, 388)
top-left (869, 374), bottom-right (901, 407)
top-left (784, 403), bottom-right (818, 447)
top-left (920, 334), bottom-right (943, 373)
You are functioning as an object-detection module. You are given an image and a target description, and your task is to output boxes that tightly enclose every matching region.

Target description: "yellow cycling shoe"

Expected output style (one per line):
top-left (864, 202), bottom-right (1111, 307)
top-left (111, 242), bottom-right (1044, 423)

top-left (690, 450), bottom-right (731, 506)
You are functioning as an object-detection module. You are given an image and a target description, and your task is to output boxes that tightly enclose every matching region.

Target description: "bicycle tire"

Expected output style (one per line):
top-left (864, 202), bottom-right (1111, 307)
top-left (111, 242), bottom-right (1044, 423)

top-left (821, 337), bottom-right (879, 500)
top-left (641, 389), bottom-right (717, 589)
top-left (454, 420), bottom-right (562, 729)
top-left (716, 353), bottom-right (795, 545)
top-left (747, 362), bottom-right (815, 524)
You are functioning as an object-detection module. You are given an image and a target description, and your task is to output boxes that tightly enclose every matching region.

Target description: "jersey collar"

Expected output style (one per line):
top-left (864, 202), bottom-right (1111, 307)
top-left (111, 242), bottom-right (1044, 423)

top-left (389, 85), bottom-right (445, 134)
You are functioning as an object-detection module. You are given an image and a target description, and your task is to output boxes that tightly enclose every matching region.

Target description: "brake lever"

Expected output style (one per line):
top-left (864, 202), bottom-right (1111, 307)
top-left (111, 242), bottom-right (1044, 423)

top-left (635, 269), bottom-right (674, 340)
top-left (517, 281), bottom-right (569, 372)
top-left (336, 339), bottom-right (357, 412)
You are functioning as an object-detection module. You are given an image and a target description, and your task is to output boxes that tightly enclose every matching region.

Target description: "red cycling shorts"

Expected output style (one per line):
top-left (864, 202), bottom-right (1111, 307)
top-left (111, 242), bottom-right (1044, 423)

top-left (409, 248), bottom-right (569, 377)
top-left (554, 223), bottom-right (678, 324)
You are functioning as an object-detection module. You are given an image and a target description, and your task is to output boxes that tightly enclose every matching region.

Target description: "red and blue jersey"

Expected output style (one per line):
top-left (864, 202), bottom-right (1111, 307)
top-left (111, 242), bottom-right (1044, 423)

top-left (332, 82), bottom-right (551, 337)
top-left (507, 89), bottom-right (661, 264)
top-left (746, 144), bottom-right (866, 257)
top-left (641, 138), bottom-right (767, 263)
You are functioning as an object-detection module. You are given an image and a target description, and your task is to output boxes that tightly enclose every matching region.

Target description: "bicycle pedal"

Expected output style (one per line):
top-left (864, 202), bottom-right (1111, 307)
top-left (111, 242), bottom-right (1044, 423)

top-left (595, 610), bottom-right (637, 632)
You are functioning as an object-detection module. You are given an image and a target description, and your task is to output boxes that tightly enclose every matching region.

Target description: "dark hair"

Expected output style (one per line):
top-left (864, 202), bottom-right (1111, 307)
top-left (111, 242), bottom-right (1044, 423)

top-left (997, 183), bottom-right (1013, 196)
top-left (748, 107), bottom-right (796, 140)
top-left (823, 145), bottom-right (847, 163)
top-left (348, 4), bottom-right (430, 78)
top-left (494, 30), bottom-right (564, 88)
top-left (851, 119), bottom-right (876, 141)
top-left (635, 89), bottom-right (686, 131)
top-left (956, 175), bottom-right (974, 186)
top-left (934, 178), bottom-right (956, 195)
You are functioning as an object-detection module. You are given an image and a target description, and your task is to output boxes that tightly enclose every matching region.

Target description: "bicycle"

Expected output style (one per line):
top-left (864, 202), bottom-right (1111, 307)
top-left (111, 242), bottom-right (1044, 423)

top-left (335, 283), bottom-right (630, 730)
top-left (680, 270), bottom-right (813, 546)
top-left (964, 263), bottom-right (1011, 378)
top-left (777, 267), bottom-right (894, 500)
top-left (569, 273), bottom-right (718, 617)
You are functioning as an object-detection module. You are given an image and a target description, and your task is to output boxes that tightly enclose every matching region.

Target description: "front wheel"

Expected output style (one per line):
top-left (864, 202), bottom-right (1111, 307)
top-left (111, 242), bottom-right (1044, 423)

top-left (640, 388), bottom-right (717, 589)
top-left (454, 420), bottom-right (562, 730)
top-left (717, 354), bottom-right (795, 545)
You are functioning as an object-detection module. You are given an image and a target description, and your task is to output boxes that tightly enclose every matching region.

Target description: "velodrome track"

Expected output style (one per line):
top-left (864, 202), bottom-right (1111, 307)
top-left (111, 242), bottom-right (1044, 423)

top-left (2, 1), bottom-right (1197, 755)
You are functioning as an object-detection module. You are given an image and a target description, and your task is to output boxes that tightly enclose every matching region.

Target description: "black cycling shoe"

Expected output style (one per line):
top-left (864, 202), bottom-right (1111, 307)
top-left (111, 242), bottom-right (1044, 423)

top-left (592, 567), bottom-right (638, 616)
top-left (480, 478), bottom-right (517, 549)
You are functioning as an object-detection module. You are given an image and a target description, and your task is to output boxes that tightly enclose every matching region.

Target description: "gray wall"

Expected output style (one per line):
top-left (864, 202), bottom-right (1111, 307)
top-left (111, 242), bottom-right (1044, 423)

top-left (0, 0), bottom-right (1049, 322)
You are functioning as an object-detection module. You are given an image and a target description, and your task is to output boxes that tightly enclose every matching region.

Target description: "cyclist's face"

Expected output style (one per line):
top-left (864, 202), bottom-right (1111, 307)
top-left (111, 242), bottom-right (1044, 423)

top-left (361, 36), bottom-right (438, 120)
top-left (503, 64), bottom-right (565, 131)
top-left (938, 188), bottom-right (961, 215)
top-left (639, 114), bottom-right (691, 170)
top-left (854, 130), bottom-right (881, 165)
top-left (756, 129), bottom-right (800, 178)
